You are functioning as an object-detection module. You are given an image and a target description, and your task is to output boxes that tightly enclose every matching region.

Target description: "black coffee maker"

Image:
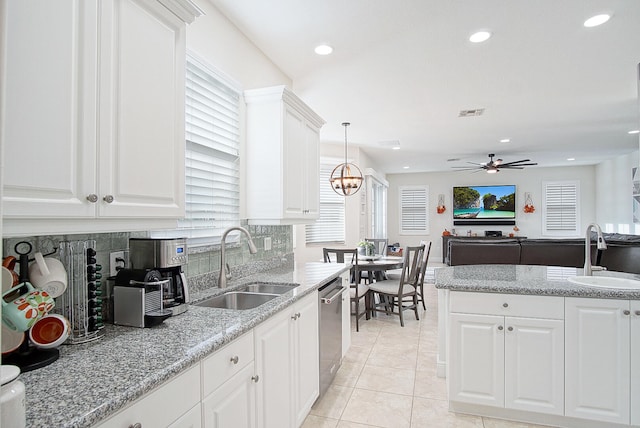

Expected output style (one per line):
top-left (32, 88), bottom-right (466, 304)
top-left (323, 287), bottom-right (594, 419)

top-left (128, 238), bottom-right (190, 316)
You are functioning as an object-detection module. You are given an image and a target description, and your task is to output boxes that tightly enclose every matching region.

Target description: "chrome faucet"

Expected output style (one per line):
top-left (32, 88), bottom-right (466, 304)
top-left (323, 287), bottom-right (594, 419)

top-left (218, 226), bottom-right (258, 288)
top-left (584, 223), bottom-right (607, 275)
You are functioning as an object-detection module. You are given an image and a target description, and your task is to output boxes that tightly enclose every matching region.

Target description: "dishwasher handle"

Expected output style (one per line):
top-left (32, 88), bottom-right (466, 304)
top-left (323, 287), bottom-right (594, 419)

top-left (320, 286), bottom-right (346, 304)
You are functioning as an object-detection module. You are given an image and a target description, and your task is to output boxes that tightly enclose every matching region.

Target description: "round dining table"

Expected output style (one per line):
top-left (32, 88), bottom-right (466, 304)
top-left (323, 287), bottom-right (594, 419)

top-left (354, 255), bottom-right (404, 282)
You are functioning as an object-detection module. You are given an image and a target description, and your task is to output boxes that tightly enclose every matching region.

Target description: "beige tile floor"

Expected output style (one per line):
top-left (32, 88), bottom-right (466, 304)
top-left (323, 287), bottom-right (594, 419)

top-left (302, 279), bottom-right (552, 428)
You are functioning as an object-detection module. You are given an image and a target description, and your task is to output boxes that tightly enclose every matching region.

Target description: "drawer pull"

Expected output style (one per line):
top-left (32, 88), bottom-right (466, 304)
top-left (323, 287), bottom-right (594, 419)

top-left (502, 303), bottom-right (509, 308)
top-left (624, 310), bottom-right (631, 316)
top-left (128, 423), bottom-right (142, 428)
top-left (230, 356), bottom-right (239, 364)
top-left (252, 375), bottom-right (260, 383)
top-left (497, 325), bottom-right (504, 331)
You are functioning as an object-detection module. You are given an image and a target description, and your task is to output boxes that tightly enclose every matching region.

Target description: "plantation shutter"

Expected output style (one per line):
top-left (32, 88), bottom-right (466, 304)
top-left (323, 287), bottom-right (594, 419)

top-left (153, 54), bottom-right (241, 246)
top-left (543, 181), bottom-right (579, 236)
top-left (306, 161), bottom-right (345, 244)
top-left (399, 185), bottom-right (429, 235)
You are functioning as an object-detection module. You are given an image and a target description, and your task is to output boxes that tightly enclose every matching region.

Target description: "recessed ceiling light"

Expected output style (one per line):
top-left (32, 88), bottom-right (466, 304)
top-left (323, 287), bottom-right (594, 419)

top-left (584, 14), bottom-right (611, 28)
top-left (629, 130), bottom-right (640, 135)
top-left (392, 146), bottom-right (401, 150)
top-left (469, 31), bottom-right (491, 43)
top-left (500, 138), bottom-right (510, 143)
top-left (314, 44), bottom-right (333, 55)
top-left (567, 158), bottom-right (576, 161)
top-left (403, 166), bottom-right (410, 169)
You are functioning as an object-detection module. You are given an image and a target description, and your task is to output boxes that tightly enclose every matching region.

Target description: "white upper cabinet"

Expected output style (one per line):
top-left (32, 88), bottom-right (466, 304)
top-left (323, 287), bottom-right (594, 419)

top-left (2, 0), bottom-right (201, 236)
top-left (245, 86), bottom-right (325, 225)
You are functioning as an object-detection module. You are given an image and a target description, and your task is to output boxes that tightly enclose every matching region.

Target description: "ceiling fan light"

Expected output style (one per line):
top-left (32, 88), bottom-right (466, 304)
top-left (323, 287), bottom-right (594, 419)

top-left (487, 167), bottom-right (499, 174)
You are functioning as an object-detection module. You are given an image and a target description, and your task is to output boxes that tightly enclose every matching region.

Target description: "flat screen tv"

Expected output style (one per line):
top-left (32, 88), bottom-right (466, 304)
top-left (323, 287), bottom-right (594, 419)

top-left (453, 184), bottom-right (516, 226)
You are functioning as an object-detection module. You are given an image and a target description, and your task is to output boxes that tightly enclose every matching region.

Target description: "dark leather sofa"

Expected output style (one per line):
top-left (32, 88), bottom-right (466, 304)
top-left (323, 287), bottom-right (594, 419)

top-left (446, 233), bottom-right (640, 273)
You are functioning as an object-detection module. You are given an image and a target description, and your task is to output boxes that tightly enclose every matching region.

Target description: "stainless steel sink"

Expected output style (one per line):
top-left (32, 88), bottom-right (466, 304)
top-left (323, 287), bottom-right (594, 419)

top-left (238, 283), bottom-right (297, 295)
top-left (195, 292), bottom-right (278, 310)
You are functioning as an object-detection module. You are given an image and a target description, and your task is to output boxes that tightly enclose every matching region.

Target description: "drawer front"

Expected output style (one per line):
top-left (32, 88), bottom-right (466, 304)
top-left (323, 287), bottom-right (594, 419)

top-left (202, 331), bottom-right (255, 396)
top-left (450, 291), bottom-right (564, 319)
top-left (95, 364), bottom-right (200, 428)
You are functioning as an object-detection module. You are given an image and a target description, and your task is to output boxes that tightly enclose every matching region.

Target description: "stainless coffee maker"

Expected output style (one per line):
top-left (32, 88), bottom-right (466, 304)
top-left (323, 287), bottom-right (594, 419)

top-left (128, 238), bottom-right (190, 316)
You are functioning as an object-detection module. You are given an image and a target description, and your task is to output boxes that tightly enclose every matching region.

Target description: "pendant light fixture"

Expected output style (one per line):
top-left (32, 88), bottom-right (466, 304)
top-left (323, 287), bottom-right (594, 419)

top-left (330, 122), bottom-right (363, 196)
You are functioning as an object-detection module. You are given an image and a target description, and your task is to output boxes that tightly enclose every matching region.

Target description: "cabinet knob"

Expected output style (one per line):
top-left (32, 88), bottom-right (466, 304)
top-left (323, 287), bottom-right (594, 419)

top-left (502, 303), bottom-right (509, 308)
top-left (251, 375), bottom-right (260, 383)
top-left (498, 325), bottom-right (504, 331)
top-left (230, 356), bottom-right (239, 364)
top-left (128, 423), bottom-right (142, 428)
top-left (507, 326), bottom-right (513, 332)
top-left (291, 314), bottom-right (298, 320)
top-left (624, 310), bottom-right (631, 316)
top-left (103, 195), bottom-right (114, 203)
top-left (635, 310), bottom-right (640, 316)
top-left (86, 194), bottom-right (98, 203)
top-left (296, 312), bottom-right (301, 319)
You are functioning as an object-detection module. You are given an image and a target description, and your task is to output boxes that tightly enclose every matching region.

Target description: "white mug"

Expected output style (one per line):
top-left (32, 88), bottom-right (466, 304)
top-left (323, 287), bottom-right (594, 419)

top-left (28, 253), bottom-right (67, 298)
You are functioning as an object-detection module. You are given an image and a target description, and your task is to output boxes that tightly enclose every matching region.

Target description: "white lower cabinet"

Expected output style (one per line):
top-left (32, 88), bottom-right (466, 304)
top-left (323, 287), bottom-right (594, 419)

top-left (448, 292), bottom-right (564, 416)
top-left (565, 297), bottom-right (637, 425)
top-left (94, 364), bottom-right (201, 428)
top-left (342, 273), bottom-right (351, 359)
top-left (254, 291), bottom-right (319, 428)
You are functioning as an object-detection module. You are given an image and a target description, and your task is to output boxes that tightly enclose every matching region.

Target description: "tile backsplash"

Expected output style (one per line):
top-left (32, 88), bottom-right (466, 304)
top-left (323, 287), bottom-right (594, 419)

top-left (2, 223), bottom-right (293, 288)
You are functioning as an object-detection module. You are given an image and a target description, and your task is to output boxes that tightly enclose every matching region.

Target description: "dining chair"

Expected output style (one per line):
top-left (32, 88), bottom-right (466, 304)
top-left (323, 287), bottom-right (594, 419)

top-left (386, 241), bottom-right (431, 310)
top-left (359, 238), bottom-right (389, 283)
top-left (322, 248), bottom-right (370, 331)
top-left (368, 244), bottom-right (425, 327)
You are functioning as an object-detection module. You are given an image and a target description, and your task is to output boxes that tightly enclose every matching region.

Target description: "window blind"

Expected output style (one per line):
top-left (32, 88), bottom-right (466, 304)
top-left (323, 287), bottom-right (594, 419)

top-left (543, 181), bottom-right (579, 235)
top-left (399, 185), bottom-right (429, 235)
top-left (178, 55), bottom-right (240, 246)
top-left (306, 161), bottom-right (345, 244)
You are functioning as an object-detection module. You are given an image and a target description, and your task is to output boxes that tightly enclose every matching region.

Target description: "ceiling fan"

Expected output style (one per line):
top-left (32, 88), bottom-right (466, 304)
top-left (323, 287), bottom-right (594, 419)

top-left (453, 153), bottom-right (538, 173)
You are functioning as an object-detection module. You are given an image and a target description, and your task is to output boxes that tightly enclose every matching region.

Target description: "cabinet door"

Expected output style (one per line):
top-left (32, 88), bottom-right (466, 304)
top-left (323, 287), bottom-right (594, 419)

top-left (282, 105), bottom-right (306, 218)
top-left (254, 308), bottom-right (293, 428)
top-left (342, 280), bottom-right (351, 359)
top-left (565, 297), bottom-right (630, 425)
top-left (449, 313), bottom-right (504, 407)
top-left (3, 0), bottom-right (98, 218)
top-left (98, 0), bottom-right (185, 218)
top-left (202, 364), bottom-right (256, 428)
top-left (631, 300), bottom-right (640, 426)
top-left (293, 292), bottom-right (320, 427)
top-left (302, 121), bottom-right (320, 218)
top-left (504, 317), bottom-right (564, 415)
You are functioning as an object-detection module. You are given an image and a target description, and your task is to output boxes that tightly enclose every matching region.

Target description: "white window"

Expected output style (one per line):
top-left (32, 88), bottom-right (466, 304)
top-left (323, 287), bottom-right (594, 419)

top-left (366, 170), bottom-right (388, 239)
top-left (306, 160), bottom-right (345, 244)
top-left (399, 185), bottom-right (429, 235)
top-left (543, 181), bottom-right (580, 236)
top-left (154, 53), bottom-right (241, 246)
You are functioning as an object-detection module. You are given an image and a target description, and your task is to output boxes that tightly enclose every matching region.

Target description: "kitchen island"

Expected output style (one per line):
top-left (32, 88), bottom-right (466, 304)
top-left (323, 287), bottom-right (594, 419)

top-left (18, 261), bottom-right (350, 428)
top-left (435, 264), bottom-right (640, 428)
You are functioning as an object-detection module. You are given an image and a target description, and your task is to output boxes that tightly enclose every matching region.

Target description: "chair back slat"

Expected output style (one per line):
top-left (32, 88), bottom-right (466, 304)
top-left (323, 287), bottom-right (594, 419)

top-left (397, 244), bottom-right (426, 296)
top-left (416, 241), bottom-right (432, 287)
top-left (323, 248), bottom-right (358, 264)
top-left (365, 238), bottom-right (388, 256)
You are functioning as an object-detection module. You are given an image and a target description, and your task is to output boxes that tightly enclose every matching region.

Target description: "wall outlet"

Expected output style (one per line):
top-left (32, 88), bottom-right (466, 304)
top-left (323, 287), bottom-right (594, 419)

top-left (264, 237), bottom-right (272, 251)
top-left (109, 251), bottom-right (126, 277)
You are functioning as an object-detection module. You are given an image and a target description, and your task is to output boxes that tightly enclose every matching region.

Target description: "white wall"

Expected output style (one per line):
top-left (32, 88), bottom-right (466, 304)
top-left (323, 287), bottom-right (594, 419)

top-left (386, 165), bottom-right (598, 263)
top-left (595, 151), bottom-right (640, 234)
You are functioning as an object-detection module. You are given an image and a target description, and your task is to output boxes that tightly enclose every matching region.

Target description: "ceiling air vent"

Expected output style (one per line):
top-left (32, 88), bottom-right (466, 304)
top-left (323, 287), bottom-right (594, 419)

top-left (458, 108), bottom-right (485, 117)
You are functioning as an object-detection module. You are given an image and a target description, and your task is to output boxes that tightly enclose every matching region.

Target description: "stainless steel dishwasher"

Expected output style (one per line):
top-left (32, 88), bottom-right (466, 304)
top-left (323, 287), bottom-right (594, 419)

top-left (317, 276), bottom-right (345, 399)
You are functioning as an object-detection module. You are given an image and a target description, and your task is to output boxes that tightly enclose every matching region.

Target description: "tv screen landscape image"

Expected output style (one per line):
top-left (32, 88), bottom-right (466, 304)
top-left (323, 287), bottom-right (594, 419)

top-left (453, 185), bottom-right (516, 225)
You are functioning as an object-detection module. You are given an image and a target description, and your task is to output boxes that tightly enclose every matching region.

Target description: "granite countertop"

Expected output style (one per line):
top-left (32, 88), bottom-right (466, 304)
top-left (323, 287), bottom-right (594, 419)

top-left (434, 264), bottom-right (640, 299)
top-left (19, 261), bottom-right (350, 428)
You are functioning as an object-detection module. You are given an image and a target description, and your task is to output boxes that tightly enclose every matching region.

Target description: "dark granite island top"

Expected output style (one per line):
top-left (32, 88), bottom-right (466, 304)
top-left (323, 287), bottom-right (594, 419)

top-left (19, 262), bottom-right (350, 428)
top-left (434, 264), bottom-right (640, 300)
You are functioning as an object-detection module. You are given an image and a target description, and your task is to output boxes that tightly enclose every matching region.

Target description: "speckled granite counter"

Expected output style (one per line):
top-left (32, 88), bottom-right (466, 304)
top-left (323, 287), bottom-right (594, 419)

top-left (434, 264), bottom-right (640, 299)
top-left (19, 261), bottom-right (350, 428)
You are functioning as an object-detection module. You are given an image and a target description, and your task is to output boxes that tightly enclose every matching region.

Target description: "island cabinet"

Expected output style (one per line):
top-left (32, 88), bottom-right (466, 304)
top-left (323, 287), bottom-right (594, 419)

top-left (565, 297), bottom-right (640, 426)
top-left (448, 292), bottom-right (564, 415)
top-left (254, 291), bottom-right (320, 428)
top-left (244, 86), bottom-right (325, 225)
top-left (2, 0), bottom-right (200, 236)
